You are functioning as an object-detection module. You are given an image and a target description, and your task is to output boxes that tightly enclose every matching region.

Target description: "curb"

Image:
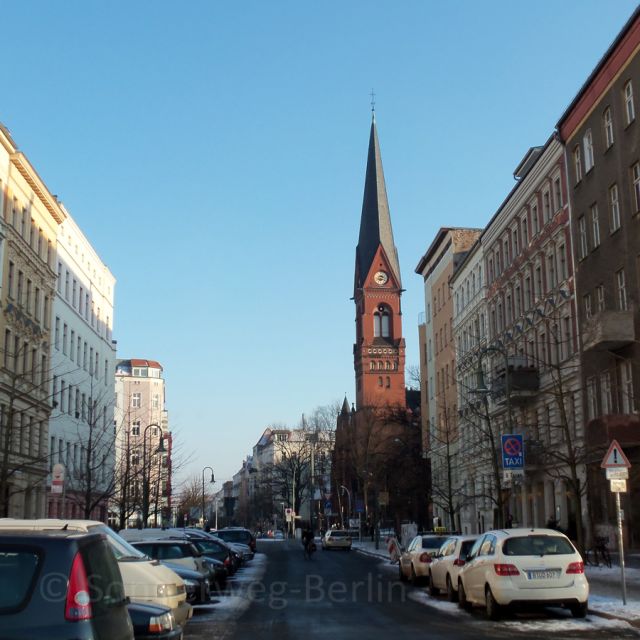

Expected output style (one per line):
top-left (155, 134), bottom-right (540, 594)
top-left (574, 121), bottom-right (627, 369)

top-left (588, 608), bottom-right (640, 629)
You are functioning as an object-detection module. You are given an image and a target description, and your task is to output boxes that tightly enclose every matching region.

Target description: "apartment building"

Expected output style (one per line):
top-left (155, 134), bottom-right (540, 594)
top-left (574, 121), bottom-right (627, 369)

top-left (48, 212), bottom-right (116, 520)
top-left (0, 125), bottom-right (64, 518)
top-left (479, 137), bottom-right (583, 538)
top-left (415, 228), bottom-right (481, 530)
top-left (557, 6), bottom-right (640, 547)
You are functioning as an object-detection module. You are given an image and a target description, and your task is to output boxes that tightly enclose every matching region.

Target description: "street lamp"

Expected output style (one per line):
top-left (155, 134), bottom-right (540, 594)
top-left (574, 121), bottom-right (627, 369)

top-left (142, 423), bottom-right (166, 528)
top-left (202, 466), bottom-right (215, 529)
top-left (339, 485), bottom-right (352, 525)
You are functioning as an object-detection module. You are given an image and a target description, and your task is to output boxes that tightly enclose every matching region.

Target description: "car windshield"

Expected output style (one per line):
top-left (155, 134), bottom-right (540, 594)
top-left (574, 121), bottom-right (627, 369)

top-left (422, 536), bottom-right (449, 550)
top-left (503, 535), bottom-right (575, 556)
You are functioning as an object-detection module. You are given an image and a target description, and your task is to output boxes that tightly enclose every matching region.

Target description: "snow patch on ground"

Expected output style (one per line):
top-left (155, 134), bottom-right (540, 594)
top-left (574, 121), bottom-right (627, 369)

top-left (589, 594), bottom-right (640, 620)
top-left (192, 553), bottom-right (268, 622)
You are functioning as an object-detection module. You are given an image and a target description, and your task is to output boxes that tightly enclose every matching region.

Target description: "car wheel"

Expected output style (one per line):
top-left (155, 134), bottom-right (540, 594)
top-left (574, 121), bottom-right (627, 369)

top-left (485, 585), bottom-right (502, 621)
top-left (446, 574), bottom-right (457, 602)
top-left (428, 571), bottom-right (439, 596)
top-left (458, 579), bottom-right (471, 611)
top-left (570, 601), bottom-right (588, 618)
top-left (410, 564), bottom-right (420, 586)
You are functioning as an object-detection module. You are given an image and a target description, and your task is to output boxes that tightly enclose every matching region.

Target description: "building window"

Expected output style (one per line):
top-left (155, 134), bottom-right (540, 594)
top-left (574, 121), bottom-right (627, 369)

top-left (624, 80), bottom-right (635, 125)
top-left (512, 228), bottom-right (519, 256)
top-left (616, 268), bottom-right (628, 310)
top-left (531, 203), bottom-right (539, 235)
top-left (16, 271), bottom-right (23, 306)
top-left (34, 287), bottom-right (40, 321)
top-left (553, 177), bottom-right (562, 211)
top-left (521, 215), bottom-right (529, 247)
top-left (62, 324), bottom-right (68, 355)
top-left (378, 376), bottom-right (383, 387)
top-left (609, 183), bottom-right (621, 231)
top-left (374, 306), bottom-right (391, 338)
top-left (601, 371), bottom-right (612, 415)
top-left (584, 293), bottom-right (592, 320)
top-left (590, 204), bottom-right (600, 248)
top-left (603, 106), bottom-right (614, 148)
top-left (558, 243), bottom-right (567, 281)
top-left (543, 190), bottom-right (551, 222)
top-left (587, 377), bottom-right (598, 420)
top-left (573, 145), bottom-right (582, 182)
top-left (131, 422), bottom-right (140, 436)
top-left (132, 392), bottom-right (141, 408)
top-left (578, 215), bottom-right (588, 259)
top-left (583, 129), bottom-right (594, 172)
top-left (596, 284), bottom-right (606, 311)
top-left (54, 317), bottom-right (60, 350)
top-left (620, 361), bottom-right (636, 414)
top-left (547, 253), bottom-right (556, 288)
top-left (633, 163), bottom-right (640, 213)
top-left (7, 262), bottom-right (13, 299)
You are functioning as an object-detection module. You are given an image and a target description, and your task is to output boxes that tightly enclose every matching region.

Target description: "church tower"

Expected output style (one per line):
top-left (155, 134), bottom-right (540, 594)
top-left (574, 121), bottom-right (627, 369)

top-left (353, 114), bottom-right (406, 409)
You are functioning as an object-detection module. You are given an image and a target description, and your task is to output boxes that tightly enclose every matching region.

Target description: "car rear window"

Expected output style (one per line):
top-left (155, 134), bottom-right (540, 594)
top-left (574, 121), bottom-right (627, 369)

top-left (195, 540), bottom-right (225, 555)
top-left (0, 547), bottom-right (41, 613)
top-left (460, 540), bottom-right (475, 557)
top-left (503, 535), bottom-right (575, 556)
top-left (156, 544), bottom-right (191, 560)
top-left (215, 530), bottom-right (251, 544)
top-left (330, 531), bottom-right (350, 538)
top-left (81, 538), bottom-right (126, 615)
top-left (422, 536), bottom-right (449, 550)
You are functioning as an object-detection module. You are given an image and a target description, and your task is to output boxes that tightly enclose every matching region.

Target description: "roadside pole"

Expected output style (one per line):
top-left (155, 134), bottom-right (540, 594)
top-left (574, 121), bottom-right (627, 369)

top-left (601, 439), bottom-right (631, 606)
top-left (615, 491), bottom-right (627, 605)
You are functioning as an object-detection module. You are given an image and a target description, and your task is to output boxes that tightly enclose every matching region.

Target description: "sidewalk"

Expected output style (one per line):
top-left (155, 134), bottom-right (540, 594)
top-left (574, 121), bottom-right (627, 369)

top-left (352, 540), bottom-right (640, 627)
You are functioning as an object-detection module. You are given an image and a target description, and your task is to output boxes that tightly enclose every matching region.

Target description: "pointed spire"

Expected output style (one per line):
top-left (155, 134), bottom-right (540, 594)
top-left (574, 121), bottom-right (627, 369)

top-left (355, 117), bottom-right (401, 291)
top-left (341, 396), bottom-right (350, 415)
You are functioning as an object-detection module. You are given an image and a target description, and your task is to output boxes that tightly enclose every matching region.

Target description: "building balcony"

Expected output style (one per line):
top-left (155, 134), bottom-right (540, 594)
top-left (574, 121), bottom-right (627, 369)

top-left (582, 310), bottom-right (635, 352)
top-left (492, 358), bottom-right (540, 405)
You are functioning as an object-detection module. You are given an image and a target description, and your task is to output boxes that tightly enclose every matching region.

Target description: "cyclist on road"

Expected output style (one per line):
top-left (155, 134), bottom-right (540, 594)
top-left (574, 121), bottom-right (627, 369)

top-left (302, 526), bottom-right (315, 559)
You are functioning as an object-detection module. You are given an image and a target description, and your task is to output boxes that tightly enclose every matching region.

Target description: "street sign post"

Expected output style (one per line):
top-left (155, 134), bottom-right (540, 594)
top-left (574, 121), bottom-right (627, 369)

top-left (601, 439), bottom-right (631, 605)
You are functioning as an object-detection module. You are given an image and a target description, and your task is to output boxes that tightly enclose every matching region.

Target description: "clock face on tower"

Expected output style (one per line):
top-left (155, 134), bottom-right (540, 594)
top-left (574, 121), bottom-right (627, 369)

top-left (373, 270), bottom-right (388, 285)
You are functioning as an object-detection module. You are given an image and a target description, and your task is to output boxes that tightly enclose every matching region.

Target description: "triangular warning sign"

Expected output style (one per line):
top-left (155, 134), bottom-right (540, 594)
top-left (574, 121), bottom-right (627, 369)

top-left (601, 439), bottom-right (631, 468)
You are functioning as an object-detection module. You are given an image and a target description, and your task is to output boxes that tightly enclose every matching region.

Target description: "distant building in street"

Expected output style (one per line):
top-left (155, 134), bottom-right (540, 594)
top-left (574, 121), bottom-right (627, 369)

top-left (113, 359), bottom-right (171, 527)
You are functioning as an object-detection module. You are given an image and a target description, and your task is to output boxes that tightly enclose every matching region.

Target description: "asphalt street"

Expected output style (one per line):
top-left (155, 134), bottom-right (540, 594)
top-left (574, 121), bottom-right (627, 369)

top-left (185, 540), bottom-right (640, 640)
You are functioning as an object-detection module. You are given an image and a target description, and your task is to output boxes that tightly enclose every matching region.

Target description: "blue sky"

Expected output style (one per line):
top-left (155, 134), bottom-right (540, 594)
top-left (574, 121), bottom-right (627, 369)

top-left (1, 1), bottom-right (637, 486)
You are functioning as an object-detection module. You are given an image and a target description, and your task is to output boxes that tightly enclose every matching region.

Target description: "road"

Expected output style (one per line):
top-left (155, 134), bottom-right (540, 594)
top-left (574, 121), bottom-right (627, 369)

top-left (185, 539), bottom-right (640, 640)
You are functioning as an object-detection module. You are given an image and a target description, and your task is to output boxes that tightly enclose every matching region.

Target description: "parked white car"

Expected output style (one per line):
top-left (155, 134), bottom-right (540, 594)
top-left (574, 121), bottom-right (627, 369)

top-left (398, 534), bottom-right (450, 584)
top-left (428, 535), bottom-right (479, 601)
top-left (457, 528), bottom-right (589, 620)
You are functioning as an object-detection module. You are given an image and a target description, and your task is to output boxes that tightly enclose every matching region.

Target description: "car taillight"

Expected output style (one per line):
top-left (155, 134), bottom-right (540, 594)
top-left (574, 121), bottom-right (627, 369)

top-left (566, 561), bottom-right (584, 574)
top-left (224, 557), bottom-right (231, 567)
top-left (419, 552), bottom-right (432, 563)
top-left (65, 552), bottom-right (92, 621)
top-left (494, 563), bottom-right (520, 576)
top-left (453, 559), bottom-right (466, 567)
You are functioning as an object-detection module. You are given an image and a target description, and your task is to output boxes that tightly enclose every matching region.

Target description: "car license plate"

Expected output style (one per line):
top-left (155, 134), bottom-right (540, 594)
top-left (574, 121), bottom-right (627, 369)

top-left (527, 569), bottom-right (559, 579)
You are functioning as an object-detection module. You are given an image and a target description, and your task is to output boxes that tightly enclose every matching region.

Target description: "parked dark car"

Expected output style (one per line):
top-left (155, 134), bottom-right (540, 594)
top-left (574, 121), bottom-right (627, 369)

top-left (127, 601), bottom-right (182, 639)
top-left (0, 529), bottom-right (134, 640)
top-left (186, 534), bottom-right (239, 576)
top-left (161, 562), bottom-right (211, 604)
top-left (211, 527), bottom-right (256, 553)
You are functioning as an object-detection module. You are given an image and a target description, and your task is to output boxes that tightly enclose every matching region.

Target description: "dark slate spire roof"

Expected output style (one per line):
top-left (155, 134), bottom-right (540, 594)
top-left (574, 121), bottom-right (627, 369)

top-left (355, 115), bottom-right (401, 290)
top-left (341, 396), bottom-right (350, 415)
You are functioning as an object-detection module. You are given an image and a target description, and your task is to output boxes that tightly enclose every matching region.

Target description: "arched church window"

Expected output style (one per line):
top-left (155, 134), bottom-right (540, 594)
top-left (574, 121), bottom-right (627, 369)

top-left (378, 376), bottom-right (383, 387)
top-left (374, 305), bottom-right (391, 338)
top-left (369, 362), bottom-right (375, 371)
top-left (386, 361), bottom-right (391, 369)
top-left (386, 376), bottom-right (391, 388)
top-left (378, 361), bottom-right (383, 370)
